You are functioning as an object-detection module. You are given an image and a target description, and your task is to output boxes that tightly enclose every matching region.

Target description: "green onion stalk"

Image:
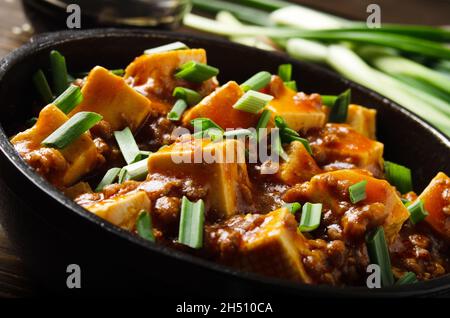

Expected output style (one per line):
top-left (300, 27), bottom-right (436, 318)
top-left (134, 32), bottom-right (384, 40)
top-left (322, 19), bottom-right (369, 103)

top-left (185, 1), bottom-right (450, 136)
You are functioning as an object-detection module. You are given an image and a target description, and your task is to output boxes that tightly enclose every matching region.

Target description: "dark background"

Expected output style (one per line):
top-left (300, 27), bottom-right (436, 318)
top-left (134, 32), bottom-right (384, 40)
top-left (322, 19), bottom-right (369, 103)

top-left (0, 0), bottom-right (449, 297)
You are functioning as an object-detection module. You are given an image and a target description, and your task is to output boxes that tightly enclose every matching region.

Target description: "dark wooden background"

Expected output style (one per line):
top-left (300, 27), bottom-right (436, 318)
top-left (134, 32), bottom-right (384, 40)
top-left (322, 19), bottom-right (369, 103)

top-left (0, 0), bottom-right (449, 297)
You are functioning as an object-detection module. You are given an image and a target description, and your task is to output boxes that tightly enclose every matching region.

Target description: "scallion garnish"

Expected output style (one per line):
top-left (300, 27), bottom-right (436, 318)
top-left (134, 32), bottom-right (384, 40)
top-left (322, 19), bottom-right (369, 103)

top-left (321, 95), bottom-right (337, 107)
top-left (178, 196), bottom-right (205, 249)
top-left (274, 115), bottom-right (312, 154)
top-left (366, 226), bottom-right (394, 287)
top-left (50, 50), bottom-right (69, 95)
top-left (407, 199), bottom-right (429, 224)
top-left (284, 80), bottom-right (297, 91)
top-left (240, 71), bottom-right (272, 92)
top-left (144, 41), bottom-right (189, 54)
top-left (138, 150), bottom-right (152, 158)
top-left (173, 87), bottom-right (202, 106)
top-left (255, 109), bottom-right (272, 140)
top-left (33, 69), bottom-right (53, 104)
top-left (384, 161), bottom-right (413, 194)
top-left (118, 157), bottom-right (149, 183)
top-left (168, 99), bottom-right (188, 121)
top-left (118, 168), bottom-right (130, 184)
top-left (278, 64), bottom-right (292, 82)
top-left (349, 180), bottom-right (367, 204)
top-left (95, 167), bottom-right (121, 192)
top-left (274, 115), bottom-right (288, 130)
top-left (284, 202), bottom-right (301, 214)
top-left (191, 117), bottom-right (224, 140)
top-left (272, 130), bottom-right (289, 161)
top-left (233, 90), bottom-right (273, 113)
top-left (42, 112), bottom-right (102, 149)
top-left (401, 198), bottom-right (410, 205)
top-left (223, 128), bottom-right (253, 139)
top-left (136, 210), bottom-right (155, 242)
top-left (110, 69), bottom-right (125, 76)
top-left (114, 127), bottom-right (141, 165)
top-left (396, 272), bottom-right (418, 285)
top-left (53, 85), bottom-right (83, 114)
top-left (175, 61), bottom-right (219, 83)
top-left (298, 202), bottom-right (322, 232)
top-left (329, 89), bottom-right (351, 123)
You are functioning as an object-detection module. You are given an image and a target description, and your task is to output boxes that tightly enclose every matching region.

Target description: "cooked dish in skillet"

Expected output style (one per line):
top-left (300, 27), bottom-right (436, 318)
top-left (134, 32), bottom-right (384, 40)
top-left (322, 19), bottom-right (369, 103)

top-left (10, 42), bottom-right (449, 287)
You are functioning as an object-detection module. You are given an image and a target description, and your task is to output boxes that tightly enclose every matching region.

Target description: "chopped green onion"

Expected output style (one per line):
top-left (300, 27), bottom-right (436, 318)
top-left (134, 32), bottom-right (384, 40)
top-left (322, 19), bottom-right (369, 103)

top-left (119, 158), bottom-right (149, 182)
top-left (26, 117), bottom-right (38, 127)
top-left (284, 80), bottom-right (297, 91)
top-left (366, 226), bottom-right (394, 287)
top-left (278, 64), bottom-right (292, 82)
top-left (95, 167), bottom-right (121, 192)
top-left (50, 50), bottom-right (69, 95)
top-left (233, 90), bottom-right (273, 113)
top-left (191, 117), bottom-right (224, 132)
top-left (396, 272), bottom-right (418, 285)
top-left (274, 115), bottom-right (288, 130)
top-left (118, 168), bottom-right (130, 183)
top-left (288, 135), bottom-right (312, 155)
top-left (240, 71), bottom-right (272, 92)
top-left (110, 69), bottom-right (125, 76)
top-left (272, 130), bottom-right (288, 161)
top-left (407, 199), bottom-right (429, 224)
top-left (401, 198), bottom-right (410, 205)
top-left (275, 115), bottom-right (312, 154)
top-left (33, 69), bottom-right (53, 104)
top-left (201, 128), bottom-right (223, 141)
top-left (349, 180), bottom-right (367, 204)
top-left (168, 99), bottom-right (188, 121)
top-left (284, 202), bottom-right (301, 214)
top-left (136, 210), bottom-right (155, 242)
top-left (42, 112), bottom-right (102, 149)
top-left (114, 127), bottom-right (141, 165)
top-left (144, 41), bottom-right (189, 54)
top-left (178, 196), bottom-right (205, 249)
top-left (175, 61), bottom-right (219, 83)
top-left (298, 202), bottom-right (322, 232)
top-left (255, 109), bottom-right (272, 140)
top-left (53, 85), bottom-right (83, 114)
top-left (321, 95), bottom-right (337, 107)
top-left (173, 87), bottom-right (202, 106)
top-left (384, 161), bottom-right (413, 194)
top-left (191, 118), bottom-right (224, 140)
top-left (138, 150), bottom-right (152, 158)
top-left (329, 89), bottom-right (351, 123)
top-left (223, 128), bottom-right (253, 138)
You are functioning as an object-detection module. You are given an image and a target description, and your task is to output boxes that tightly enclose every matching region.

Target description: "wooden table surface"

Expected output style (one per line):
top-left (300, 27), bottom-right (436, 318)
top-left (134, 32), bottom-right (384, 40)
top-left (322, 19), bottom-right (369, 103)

top-left (0, 0), bottom-right (449, 298)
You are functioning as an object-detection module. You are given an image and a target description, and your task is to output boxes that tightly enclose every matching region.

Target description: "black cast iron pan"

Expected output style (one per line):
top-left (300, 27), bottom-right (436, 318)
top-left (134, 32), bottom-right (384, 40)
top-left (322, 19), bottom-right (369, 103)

top-left (0, 29), bottom-right (449, 298)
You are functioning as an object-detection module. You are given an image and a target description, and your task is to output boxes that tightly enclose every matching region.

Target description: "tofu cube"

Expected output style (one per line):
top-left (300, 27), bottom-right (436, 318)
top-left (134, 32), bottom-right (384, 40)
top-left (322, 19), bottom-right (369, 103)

top-left (291, 169), bottom-right (409, 243)
top-left (237, 208), bottom-right (312, 282)
top-left (83, 191), bottom-right (151, 230)
top-left (182, 81), bottom-right (259, 129)
top-left (11, 104), bottom-right (99, 186)
top-left (308, 123), bottom-right (384, 177)
top-left (69, 66), bottom-right (152, 131)
top-left (265, 83), bottom-right (326, 132)
top-left (277, 141), bottom-right (322, 185)
top-left (125, 49), bottom-right (217, 114)
top-left (147, 138), bottom-right (252, 218)
top-left (346, 104), bottom-right (377, 139)
top-left (418, 172), bottom-right (450, 240)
